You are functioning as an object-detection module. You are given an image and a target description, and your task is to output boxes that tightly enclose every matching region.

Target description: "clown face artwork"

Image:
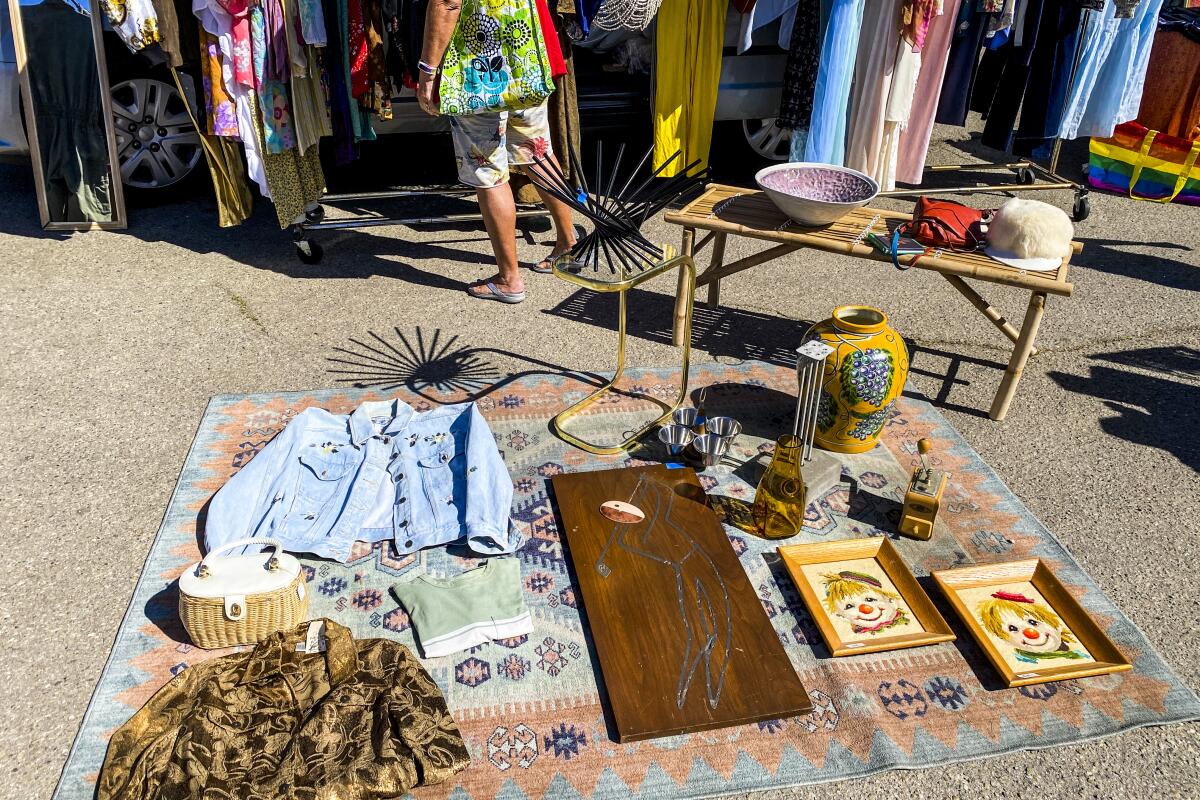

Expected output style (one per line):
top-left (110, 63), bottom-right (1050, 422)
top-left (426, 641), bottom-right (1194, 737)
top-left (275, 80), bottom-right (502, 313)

top-left (799, 559), bottom-right (923, 642)
top-left (970, 584), bottom-right (1093, 667)
top-left (823, 571), bottom-right (909, 634)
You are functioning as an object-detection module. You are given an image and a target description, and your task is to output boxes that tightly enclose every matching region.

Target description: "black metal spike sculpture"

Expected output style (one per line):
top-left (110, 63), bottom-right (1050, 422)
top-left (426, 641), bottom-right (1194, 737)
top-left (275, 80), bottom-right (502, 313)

top-left (526, 141), bottom-right (709, 275)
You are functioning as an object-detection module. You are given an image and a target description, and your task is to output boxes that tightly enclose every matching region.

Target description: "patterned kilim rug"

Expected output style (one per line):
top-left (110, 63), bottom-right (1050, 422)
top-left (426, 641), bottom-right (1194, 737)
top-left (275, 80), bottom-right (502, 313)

top-left (54, 362), bottom-right (1199, 800)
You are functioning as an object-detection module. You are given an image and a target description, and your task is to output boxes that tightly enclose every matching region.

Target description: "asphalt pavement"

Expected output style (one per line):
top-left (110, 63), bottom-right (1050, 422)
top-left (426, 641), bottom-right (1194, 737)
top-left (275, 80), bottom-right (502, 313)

top-left (1, 125), bottom-right (1197, 800)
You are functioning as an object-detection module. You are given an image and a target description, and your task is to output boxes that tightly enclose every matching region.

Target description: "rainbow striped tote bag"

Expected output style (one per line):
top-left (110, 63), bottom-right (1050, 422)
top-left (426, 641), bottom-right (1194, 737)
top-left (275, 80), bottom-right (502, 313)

top-left (1089, 122), bottom-right (1200, 206)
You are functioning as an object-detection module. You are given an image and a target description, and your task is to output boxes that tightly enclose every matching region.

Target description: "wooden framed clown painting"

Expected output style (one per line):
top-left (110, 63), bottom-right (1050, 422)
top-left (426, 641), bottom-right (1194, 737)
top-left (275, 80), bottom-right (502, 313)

top-left (934, 559), bottom-right (1132, 687)
top-left (779, 538), bottom-right (956, 657)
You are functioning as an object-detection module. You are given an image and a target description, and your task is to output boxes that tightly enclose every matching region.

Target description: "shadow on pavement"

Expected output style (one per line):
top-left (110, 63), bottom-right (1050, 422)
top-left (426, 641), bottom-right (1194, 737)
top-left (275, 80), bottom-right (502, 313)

top-left (543, 287), bottom-right (809, 367)
top-left (1069, 238), bottom-right (1199, 292)
top-left (1049, 346), bottom-right (1200, 472)
top-left (325, 326), bottom-right (603, 406)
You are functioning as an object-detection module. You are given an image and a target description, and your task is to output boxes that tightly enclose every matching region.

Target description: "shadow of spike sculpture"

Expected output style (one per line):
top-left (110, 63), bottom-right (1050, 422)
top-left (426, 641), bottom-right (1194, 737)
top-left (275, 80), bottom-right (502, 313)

top-left (526, 142), bottom-right (709, 275)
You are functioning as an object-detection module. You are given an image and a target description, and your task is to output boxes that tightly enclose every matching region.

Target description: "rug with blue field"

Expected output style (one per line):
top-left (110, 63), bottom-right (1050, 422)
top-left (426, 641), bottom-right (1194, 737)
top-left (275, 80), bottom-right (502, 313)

top-left (53, 361), bottom-right (1200, 799)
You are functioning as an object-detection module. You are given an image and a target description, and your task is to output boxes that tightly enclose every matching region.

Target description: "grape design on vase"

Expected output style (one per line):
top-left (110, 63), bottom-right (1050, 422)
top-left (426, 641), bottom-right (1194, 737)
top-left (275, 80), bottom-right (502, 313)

top-left (849, 405), bottom-right (895, 441)
top-left (805, 306), bottom-right (909, 454)
top-left (839, 349), bottom-right (894, 408)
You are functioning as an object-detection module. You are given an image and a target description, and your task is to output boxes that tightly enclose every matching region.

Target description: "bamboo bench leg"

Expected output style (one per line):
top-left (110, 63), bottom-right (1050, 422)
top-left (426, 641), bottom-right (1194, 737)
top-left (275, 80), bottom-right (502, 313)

top-left (706, 232), bottom-right (727, 309)
top-left (672, 227), bottom-right (695, 346)
top-left (944, 274), bottom-right (1038, 356)
top-left (989, 292), bottom-right (1046, 421)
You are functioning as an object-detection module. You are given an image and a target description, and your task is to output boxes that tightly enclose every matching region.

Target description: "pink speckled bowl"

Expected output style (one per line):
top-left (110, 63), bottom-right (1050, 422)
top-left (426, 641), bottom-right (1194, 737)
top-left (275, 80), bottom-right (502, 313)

top-left (755, 162), bottom-right (879, 226)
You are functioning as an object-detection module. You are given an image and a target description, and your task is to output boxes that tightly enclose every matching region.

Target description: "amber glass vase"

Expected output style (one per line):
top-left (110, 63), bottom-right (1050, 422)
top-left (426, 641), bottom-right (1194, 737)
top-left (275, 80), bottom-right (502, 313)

top-left (752, 435), bottom-right (806, 539)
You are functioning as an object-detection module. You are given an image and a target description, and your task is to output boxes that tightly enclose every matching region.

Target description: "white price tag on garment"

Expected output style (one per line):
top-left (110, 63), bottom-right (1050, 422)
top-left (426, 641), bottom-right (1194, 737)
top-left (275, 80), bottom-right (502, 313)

top-left (302, 619), bottom-right (326, 653)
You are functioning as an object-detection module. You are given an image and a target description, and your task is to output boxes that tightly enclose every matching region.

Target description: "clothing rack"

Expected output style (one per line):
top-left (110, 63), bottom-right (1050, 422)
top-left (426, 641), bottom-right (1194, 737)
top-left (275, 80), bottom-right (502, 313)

top-left (878, 8), bottom-right (1095, 222)
top-left (878, 153), bottom-right (1091, 221)
top-left (291, 187), bottom-right (550, 264)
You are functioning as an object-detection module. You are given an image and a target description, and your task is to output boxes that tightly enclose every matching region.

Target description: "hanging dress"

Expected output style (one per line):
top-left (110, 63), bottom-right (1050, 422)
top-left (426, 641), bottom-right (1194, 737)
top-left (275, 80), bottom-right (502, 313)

top-left (1058, 0), bottom-right (1165, 140)
top-left (652, 0), bottom-right (728, 175)
top-left (843, 0), bottom-right (904, 181)
top-left (896, 0), bottom-right (961, 183)
top-left (193, 0), bottom-right (271, 197)
top-left (250, 5), bottom-right (326, 226)
top-left (792, 0), bottom-right (865, 164)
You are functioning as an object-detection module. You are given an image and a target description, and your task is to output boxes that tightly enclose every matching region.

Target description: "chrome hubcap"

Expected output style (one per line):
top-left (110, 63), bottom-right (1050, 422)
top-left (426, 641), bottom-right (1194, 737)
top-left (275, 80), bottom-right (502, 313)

top-left (111, 78), bottom-right (202, 189)
top-left (743, 117), bottom-right (792, 162)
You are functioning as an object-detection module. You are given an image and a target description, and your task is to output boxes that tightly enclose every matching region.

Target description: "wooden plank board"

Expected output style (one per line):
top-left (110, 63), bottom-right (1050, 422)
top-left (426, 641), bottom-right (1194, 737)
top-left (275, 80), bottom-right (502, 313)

top-left (664, 184), bottom-right (1075, 296)
top-left (551, 465), bottom-right (812, 742)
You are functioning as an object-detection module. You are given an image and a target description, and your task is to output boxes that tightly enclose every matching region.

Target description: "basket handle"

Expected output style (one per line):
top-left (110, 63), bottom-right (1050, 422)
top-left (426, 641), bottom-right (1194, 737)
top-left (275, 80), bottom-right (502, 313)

top-left (197, 537), bottom-right (285, 578)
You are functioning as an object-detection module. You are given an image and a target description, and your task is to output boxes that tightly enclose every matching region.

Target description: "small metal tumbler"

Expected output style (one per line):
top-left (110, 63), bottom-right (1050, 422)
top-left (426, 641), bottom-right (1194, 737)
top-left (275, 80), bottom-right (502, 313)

top-left (705, 416), bottom-right (741, 445)
top-left (692, 433), bottom-right (730, 468)
top-left (658, 424), bottom-right (695, 457)
top-left (672, 407), bottom-right (700, 428)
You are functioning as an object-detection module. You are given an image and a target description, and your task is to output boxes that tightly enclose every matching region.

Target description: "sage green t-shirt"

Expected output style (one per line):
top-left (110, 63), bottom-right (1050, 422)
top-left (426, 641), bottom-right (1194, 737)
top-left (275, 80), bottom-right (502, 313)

top-left (392, 558), bottom-right (532, 658)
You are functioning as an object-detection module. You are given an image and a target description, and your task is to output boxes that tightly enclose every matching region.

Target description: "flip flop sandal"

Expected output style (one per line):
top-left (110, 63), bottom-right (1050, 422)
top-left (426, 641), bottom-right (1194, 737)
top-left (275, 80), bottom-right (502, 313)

top-left (527, 249), bottom-right (575, 274)
top-left (468, 281), bottom-right (526, 304)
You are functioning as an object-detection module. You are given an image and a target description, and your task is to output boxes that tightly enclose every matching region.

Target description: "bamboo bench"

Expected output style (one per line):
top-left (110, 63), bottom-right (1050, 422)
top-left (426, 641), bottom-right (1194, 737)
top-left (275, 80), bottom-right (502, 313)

top-left (663, 183), bottom-right (1079, 421)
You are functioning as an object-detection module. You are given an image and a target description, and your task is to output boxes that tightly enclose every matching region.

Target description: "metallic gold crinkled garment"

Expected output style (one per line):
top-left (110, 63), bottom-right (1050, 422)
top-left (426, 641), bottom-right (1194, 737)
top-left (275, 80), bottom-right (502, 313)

top-left (97, 619), bottom-right (469, 799)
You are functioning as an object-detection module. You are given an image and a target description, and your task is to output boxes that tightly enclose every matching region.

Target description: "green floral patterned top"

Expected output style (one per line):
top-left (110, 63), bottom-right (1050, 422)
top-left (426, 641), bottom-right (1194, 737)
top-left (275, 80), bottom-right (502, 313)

top-left (439, 0), bottom-right (555, 115)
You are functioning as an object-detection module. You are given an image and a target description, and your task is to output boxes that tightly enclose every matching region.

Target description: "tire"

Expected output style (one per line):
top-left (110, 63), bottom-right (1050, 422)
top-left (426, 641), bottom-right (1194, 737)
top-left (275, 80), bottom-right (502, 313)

top-left (110, 74), bottom-right (204, 197)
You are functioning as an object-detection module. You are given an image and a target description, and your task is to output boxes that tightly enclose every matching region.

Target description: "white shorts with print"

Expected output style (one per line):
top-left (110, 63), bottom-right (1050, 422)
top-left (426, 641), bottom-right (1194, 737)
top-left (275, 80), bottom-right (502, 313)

top-left (448, 101), bottom-right (553, 189)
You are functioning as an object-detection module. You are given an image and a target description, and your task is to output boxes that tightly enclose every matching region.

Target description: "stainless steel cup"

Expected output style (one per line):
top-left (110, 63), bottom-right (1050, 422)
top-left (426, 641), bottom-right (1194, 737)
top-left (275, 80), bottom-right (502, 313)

top-left (658, 424), bottom-right (695, 457)
top-left (705, 416), bottom-right (742, 445)
top-left (672, 407), bottom-right (699, 428)
top-left (692, 433), bottom-right (730, 468)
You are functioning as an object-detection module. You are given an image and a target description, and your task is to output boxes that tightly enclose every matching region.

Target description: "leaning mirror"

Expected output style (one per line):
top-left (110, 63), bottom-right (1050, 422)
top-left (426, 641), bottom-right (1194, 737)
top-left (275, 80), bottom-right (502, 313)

top-left (6, 0), bottom-right (126, 229)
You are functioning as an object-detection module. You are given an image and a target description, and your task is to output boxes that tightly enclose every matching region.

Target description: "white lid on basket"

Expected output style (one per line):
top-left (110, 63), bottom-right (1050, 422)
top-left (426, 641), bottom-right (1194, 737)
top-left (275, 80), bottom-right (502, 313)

top-left (179, 538), bottom-right (302, 600)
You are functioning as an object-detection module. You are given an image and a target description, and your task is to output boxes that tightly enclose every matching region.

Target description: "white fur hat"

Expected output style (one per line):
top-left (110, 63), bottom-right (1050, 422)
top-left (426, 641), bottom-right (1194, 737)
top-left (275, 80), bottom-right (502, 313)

top-left (985, 198), bottom-right (1074, 272)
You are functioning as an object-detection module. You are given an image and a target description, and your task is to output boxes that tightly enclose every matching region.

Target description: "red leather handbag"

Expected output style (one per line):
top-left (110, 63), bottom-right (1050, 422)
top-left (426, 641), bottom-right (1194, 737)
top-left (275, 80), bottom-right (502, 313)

top-left (903, 197), bottom-right (992, 249)
top-left (890, 197), bottom-right (993, 270)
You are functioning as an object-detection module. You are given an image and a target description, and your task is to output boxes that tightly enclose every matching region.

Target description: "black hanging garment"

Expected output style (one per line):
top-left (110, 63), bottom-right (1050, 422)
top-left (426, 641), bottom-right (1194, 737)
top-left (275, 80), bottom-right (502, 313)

top-left (776, 0), bottom-right (823, 129)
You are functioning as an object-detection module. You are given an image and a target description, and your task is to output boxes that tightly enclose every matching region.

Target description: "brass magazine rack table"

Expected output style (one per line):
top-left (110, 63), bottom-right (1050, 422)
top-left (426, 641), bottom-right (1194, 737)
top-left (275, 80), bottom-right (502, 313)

top-left (551, 246), bottom-right (696, 454)
top-left (664, 184), bottom-right (1080, 421)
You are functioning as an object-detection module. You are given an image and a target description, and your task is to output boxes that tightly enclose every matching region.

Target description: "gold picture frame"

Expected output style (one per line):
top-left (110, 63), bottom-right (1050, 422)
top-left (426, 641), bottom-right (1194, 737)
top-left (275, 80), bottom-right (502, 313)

top-left (933, 559), bottom-right (1132, 687)
top-left (778, 538), bottom-right (956, 657)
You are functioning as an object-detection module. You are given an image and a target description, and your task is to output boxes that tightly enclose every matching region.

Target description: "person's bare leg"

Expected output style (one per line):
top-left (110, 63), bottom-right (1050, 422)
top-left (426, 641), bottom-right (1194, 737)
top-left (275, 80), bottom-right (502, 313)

top-left (527, 153), bottom-right (577, 269)
top-left (472, 182), bottom-right (524, 295)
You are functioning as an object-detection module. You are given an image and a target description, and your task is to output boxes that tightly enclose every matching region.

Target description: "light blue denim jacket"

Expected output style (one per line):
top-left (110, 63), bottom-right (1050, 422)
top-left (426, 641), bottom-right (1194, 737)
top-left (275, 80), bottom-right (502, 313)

top-left (204, 400), bottom-right (522, 562)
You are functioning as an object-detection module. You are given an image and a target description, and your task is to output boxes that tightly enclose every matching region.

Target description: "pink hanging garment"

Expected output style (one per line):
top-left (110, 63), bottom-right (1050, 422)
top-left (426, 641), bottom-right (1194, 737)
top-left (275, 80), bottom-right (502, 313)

top-left (896, 0), bottom-right (962, 184)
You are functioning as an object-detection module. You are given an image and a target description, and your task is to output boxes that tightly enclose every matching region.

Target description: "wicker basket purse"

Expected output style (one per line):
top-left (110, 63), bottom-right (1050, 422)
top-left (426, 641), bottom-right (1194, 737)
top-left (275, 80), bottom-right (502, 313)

top-left (178, 537), bottom-right (309, 649)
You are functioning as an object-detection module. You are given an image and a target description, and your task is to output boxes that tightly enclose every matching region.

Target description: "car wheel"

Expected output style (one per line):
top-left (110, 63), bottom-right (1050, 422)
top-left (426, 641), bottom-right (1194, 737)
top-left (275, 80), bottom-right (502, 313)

top-left (110, 77), bottom-right (203, 192)
top-left (741, 117), bottom-right (792, 162)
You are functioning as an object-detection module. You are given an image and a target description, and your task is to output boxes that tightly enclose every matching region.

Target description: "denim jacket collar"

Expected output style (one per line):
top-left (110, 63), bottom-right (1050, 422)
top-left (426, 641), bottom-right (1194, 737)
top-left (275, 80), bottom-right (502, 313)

top-left (348, 399), bottom-right (416, 445)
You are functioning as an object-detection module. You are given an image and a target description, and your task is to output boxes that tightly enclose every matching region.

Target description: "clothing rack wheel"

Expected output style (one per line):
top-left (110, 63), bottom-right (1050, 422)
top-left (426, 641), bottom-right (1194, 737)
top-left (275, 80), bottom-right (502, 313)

top-left (294, 230), bottom-right (324, 264)
top-left (1072, 189), bottom-right (1091, 222)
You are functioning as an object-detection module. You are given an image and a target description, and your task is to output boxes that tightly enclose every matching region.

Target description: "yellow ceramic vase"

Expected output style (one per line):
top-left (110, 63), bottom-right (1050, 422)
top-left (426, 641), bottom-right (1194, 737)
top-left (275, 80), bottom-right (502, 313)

top-left (805, 306), bottom-right (909, 454)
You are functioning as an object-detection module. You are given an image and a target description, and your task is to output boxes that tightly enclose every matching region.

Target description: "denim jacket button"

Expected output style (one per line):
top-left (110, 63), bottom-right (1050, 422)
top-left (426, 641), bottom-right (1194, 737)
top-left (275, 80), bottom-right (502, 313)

top-left (404, 539), bottom-right (413, 548)
top-left (399, 520), bottom-right (409, 527)
top-left (398, 497), bottom-right (406, 504)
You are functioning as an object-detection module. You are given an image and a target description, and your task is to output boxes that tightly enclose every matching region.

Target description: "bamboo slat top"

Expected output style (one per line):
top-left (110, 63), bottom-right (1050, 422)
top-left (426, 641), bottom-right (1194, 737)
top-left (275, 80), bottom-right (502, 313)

top-left (664, 184), bottom-right (1075, 296)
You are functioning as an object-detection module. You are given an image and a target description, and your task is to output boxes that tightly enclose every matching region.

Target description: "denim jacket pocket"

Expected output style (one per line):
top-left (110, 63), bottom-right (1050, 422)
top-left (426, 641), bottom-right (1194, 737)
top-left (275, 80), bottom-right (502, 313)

top-left (417, 445), bottom-right (465, 530)
top-left (294, 446), bottom-right (355, 515)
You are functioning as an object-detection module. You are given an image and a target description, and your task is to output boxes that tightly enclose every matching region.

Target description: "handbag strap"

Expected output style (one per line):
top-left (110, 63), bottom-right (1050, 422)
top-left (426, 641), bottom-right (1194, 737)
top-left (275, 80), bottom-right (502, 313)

top-left (1128, 130), bottom-right (1200, 204)
top-left (198, 538), bottom-right (284, 578)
